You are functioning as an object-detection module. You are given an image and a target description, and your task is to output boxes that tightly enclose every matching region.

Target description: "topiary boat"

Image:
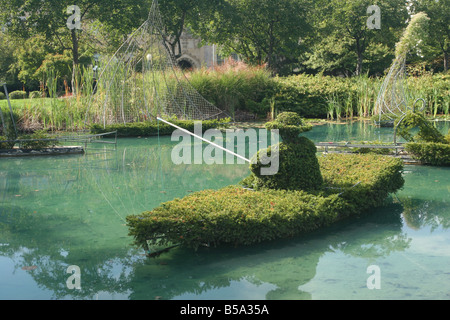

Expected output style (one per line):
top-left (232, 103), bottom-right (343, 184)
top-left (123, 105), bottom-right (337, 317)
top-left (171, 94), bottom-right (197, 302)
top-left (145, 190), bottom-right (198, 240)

top-left (126, 113), bottom-right (405, 255)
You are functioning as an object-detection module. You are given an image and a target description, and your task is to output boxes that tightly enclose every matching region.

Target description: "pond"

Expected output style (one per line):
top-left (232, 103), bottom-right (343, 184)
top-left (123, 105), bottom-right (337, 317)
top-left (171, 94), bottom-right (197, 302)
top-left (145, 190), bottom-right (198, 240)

top-left (0, 121), bottom-right (449, 300)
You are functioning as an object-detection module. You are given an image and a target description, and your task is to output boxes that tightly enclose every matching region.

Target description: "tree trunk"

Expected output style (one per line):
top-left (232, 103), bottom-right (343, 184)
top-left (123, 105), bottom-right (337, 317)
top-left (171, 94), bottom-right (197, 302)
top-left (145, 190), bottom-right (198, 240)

top-left (356, 50), bottom-right (363, 76)
top-left (444, 51), bottom-right (448, 72)
top-left (71, 29), bottom-right (79, 97)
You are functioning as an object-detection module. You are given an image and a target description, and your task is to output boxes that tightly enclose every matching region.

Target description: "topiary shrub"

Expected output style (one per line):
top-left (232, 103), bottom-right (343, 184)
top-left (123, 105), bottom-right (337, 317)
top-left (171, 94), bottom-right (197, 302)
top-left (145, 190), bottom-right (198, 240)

top-left (246, 137), bottom-right (324, 191)
top-left (243, 112), bottom-right (323, 192)
top-left (265, 111), bottom-right (312, 142)
top-left (405, 142), bottom-right (450, 166)
top-left (127, 154), bottom-right (405, 251)
top-left (0, 92), bottom-right (5, 100)
top-left (8, 91), bottom-right (28, 100)
top-left (396, 112), bottom-right (446, 143)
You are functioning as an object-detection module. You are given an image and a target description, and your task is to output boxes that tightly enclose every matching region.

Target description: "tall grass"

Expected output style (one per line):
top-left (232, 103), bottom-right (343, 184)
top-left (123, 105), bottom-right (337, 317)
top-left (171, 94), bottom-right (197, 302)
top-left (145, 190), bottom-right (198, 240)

top-left (1, 59), bottom-right (448, 133)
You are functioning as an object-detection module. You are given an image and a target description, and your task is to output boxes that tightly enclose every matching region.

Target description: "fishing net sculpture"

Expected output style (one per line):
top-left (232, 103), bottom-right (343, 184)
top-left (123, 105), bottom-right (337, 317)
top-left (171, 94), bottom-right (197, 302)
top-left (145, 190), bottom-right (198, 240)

top-left (85, 0), bottom-right (227, 127)
top-left (374, 12), bottom-right (430, 127)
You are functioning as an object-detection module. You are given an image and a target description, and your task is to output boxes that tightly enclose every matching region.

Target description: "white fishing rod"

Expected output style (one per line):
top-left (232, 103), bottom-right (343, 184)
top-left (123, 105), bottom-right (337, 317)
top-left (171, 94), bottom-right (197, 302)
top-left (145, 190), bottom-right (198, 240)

top-left (156, 117), bottom-right (251, 164)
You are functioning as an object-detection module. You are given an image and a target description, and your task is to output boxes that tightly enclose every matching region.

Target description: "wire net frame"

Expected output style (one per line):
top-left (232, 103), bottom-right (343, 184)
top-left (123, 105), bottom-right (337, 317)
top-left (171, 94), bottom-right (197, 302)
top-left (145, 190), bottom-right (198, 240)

top-left (84, 0), bottom-right (228, 128)
top-left (374, 50), bottom-right (426, 145)
top-left (374, 43), bottom-right (426, 126)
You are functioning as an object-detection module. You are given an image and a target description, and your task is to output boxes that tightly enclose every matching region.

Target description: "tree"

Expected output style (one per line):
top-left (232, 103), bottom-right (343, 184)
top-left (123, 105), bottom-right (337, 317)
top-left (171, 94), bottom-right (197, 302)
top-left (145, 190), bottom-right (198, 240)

top-left (411, 0), bottom-right (449, 72)
top-left (190, 0), bottom-right (312, 74)
top-left (0, 0), bottom-right (151, 93)
top-left (0, 31), bottom-right (17, 87)
top-left (304, 0), bottom-right (408, 76)
top-left (156, 0), bottom-right (222, 60)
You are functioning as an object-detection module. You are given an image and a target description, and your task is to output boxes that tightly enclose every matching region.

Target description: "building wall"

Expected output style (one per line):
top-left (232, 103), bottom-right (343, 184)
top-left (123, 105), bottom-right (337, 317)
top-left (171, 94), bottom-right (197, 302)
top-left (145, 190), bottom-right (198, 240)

top-left (177, 31), bottom-right (237, 69)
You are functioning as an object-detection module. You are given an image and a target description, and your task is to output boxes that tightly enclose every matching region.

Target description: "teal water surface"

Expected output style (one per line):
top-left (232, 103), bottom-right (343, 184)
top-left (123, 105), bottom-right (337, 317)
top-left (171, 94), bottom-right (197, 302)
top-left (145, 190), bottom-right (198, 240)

top-left (0, 122), bottom-right (449, 300)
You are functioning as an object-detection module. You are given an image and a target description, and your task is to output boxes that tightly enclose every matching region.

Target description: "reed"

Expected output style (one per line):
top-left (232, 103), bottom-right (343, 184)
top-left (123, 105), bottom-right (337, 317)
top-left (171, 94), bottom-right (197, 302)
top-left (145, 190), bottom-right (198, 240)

top-left (2, 58), bottom-right (448, 133)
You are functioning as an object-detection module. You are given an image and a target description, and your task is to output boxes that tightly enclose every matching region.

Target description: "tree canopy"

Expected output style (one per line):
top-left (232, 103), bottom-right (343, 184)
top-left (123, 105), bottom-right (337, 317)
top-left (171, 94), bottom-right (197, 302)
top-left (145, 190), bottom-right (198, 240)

top-left (0, 0), bottom-right (447, 91)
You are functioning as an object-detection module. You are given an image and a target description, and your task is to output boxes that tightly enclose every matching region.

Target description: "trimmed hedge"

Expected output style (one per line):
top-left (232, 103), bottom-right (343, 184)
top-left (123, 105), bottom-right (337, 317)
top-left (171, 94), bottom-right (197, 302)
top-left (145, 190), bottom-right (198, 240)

top-left (405, 142), bottom-right (450, 166)
top-left (8, 90), bottom-right (28, 100)
top-left (265, 111), bottom-right (313, 142)
top-left (246, 137), bottom-right (324, 192)
top-left (90, 118), bottom-right (231, 137)
top-left (127, 154), bottom-right (405, 251)
top-left (245, 112), bottom-right (323, 191)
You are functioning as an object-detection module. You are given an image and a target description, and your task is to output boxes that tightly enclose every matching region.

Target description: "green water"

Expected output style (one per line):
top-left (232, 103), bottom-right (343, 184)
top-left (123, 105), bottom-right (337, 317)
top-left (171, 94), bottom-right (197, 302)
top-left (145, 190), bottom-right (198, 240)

top-left (0, 122), bottom-right (449, 300)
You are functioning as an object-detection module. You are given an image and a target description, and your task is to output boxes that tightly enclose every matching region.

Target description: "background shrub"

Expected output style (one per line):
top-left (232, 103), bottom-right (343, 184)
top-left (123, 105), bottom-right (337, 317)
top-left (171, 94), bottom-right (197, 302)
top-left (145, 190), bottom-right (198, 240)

top-left (0, 135), bottom-right (15, 149)
top-left (0, 92), bottom-right (5, 100)
top-left (90, 118), bottom-right (231, 137)
top-left (8, 90), bottom-right (28, 100)
top-left (18, 130), bottom-right (58, 149)
top-left (29, 91), bottom-right (43, 99)
top-left (188, 60), bottom-right (277, 120)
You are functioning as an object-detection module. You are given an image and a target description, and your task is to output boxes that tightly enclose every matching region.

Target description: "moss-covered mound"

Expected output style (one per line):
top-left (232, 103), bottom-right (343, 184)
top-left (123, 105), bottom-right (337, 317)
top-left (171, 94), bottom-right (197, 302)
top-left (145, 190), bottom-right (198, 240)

top-left (127, 154), bottom-right (404, 251)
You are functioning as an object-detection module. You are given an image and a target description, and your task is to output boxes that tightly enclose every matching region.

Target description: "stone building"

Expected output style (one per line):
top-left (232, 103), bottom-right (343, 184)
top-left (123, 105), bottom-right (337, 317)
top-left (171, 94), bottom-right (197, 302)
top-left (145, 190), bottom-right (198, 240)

top-left (176, 31), bottom-right (238, 69)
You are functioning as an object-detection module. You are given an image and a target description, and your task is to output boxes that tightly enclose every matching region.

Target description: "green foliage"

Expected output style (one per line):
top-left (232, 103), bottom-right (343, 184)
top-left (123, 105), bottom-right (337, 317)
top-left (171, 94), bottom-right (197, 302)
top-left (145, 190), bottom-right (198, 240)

top-left (396, 112), bottom-right (446, 143)
top-left (352, 141), bottom-right (394, 155)
top-left (246, 137), bottom-right (324, 192)
top-left (265, 112), bottom-right (312, 142)
top-left (190, 0), bottom-right (311, 73)
top-left (394, 12), bottom-right (430, 59)
top-left (90, 118), bottom-right (231, 137)
top-left (29, 91), bottom-right (43, 99)
top-left (0, 136), bottom-right (15, 149)
top-left (0, 92), bottom-right (5, 100)
top-left (405, 142), bottom-right (450, 166)
top-left (127, 154), bottom-right (405, 250)
top-left (9, 91), bottom-right (28, 100)
top-left (18, 130), bottom-right (58, 149)
top-left (304, 0), bottom-right (408, 76)
top-left (187, 60), bottom-right (276, 119)
top-left (411, 0), bottom-right (450, 72)
top-left (245, 112), bottom-right (322, 192)
top-left (319, 154), bottom-right (405, 211)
